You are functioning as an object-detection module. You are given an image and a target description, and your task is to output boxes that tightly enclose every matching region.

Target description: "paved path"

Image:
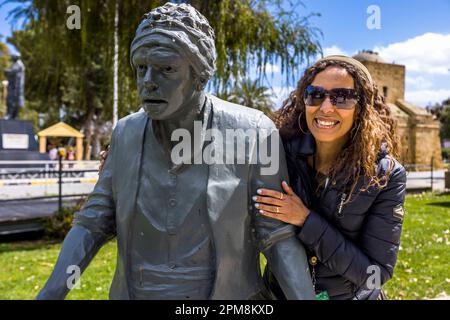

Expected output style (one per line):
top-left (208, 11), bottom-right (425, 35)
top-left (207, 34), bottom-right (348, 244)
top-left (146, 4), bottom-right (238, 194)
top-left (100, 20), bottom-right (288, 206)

top-left (0, 198), bottom-right (81, 223)
top-left (0, 198), bottom-right (83, 235)
top-left (406, 170), bottom-right (446, 191)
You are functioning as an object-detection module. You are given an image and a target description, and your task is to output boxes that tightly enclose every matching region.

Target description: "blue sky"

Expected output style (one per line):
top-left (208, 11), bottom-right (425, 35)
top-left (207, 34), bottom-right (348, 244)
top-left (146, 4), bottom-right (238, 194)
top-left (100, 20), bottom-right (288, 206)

top-left (266, 0), bottom-right (450, 107)
top-left (0, 1), bottom-right (24, 48)
top-left (1, 0), bottom-right (450, 107)
top-left (302, 0), bottom-right (450, 53)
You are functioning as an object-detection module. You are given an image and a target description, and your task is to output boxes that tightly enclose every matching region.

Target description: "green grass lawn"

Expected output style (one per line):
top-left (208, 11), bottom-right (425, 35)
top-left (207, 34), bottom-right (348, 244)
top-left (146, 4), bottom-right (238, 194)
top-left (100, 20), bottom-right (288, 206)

top-left (383, 192), bottom-right (450, 299)
top-left (0, 192), bottom-right (449, 300)
top-left (0, 240), bottom-right (116, 300)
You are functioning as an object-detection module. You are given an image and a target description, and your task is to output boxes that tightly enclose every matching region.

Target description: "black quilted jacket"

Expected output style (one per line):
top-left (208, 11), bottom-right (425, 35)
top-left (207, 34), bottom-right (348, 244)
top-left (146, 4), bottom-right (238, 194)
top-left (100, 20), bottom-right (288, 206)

top-left (264, 133), bottom-right (407, 300)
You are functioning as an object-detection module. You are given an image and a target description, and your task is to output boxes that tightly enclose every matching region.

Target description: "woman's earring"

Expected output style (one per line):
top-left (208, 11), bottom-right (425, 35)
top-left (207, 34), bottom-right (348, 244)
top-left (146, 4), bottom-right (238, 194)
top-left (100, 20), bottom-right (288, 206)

top-left (298, 111), bottom-right (308, 134)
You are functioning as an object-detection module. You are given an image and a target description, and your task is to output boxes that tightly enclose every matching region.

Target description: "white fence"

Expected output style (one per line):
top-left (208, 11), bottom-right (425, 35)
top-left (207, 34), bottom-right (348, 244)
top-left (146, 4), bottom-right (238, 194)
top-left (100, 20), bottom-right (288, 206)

top-left (0, 160), bottom-right (99, 200)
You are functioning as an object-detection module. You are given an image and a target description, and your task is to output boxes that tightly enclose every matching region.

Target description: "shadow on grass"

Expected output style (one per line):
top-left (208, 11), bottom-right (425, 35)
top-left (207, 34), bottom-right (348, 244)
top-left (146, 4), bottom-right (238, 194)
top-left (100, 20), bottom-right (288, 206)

top-left (426, 202), bottom-right (450, 208)
top-left (0, 231), bottom-right (61, 253)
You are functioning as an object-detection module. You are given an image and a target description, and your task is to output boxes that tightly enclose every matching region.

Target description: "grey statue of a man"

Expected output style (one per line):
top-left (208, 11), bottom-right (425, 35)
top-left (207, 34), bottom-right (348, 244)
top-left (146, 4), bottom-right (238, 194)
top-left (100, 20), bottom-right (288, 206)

top-left (4, 53), bottom-right (25, 120)
top-left (37, 2), bottom-right (314, 300)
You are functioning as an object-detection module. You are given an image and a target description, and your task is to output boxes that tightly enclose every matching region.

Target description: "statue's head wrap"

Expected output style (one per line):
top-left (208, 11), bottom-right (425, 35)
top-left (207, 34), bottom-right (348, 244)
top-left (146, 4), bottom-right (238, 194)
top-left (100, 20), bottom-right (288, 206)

top-left (130, 3), bottom-right (216, 89)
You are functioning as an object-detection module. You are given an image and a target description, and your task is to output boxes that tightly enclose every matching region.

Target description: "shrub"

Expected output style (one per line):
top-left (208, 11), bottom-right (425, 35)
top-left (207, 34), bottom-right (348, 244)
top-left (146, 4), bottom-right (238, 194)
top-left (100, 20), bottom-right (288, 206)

top-left (442, 148), bottom-right (450, 160)
top-left (43, 198), bottom-right (86, 240)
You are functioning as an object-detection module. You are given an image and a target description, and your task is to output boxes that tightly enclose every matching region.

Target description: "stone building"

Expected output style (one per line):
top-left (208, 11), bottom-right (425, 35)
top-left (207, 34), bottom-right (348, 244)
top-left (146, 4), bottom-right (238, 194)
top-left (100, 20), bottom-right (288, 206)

top-left (353, 50), bottom-right (443, 170)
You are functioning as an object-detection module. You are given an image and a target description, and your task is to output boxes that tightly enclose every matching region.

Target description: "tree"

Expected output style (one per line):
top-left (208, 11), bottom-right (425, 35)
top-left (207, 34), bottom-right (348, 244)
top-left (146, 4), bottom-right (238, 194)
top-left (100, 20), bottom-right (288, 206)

top-left (429, 97), bottom-right (450, 140)
top-left (0, 39), bottom-right (10, 116)
top-left (224, 79), bottom-right (274, 115)
top-left (0, 39), bottom-right (10, 80)
top-left (440, 105), bottom-right (450, 141)
top-left (2, 0), bottom-right (321, 158)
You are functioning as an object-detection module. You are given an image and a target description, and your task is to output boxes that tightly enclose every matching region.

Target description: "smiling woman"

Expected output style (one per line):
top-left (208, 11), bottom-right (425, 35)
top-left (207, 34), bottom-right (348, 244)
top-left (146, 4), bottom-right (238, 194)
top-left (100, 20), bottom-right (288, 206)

top-left (305, 68), bottom-right (358, 148)
top-left (253, 55), bottom-right (407, 300)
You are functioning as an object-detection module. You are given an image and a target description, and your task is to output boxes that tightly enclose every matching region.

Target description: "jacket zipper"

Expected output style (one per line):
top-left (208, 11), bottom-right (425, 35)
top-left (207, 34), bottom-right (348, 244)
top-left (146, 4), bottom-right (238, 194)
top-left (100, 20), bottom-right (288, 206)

top-left (337, 193), bottom-right (347, 218)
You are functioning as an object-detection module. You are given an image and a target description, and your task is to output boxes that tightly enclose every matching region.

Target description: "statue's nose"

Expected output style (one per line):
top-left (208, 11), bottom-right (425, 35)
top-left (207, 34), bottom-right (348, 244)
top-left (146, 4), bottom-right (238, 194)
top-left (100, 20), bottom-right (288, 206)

top-left (144, 68), bottom-right (158, 91)
top-left (145, 82), bottom-right (158, 91)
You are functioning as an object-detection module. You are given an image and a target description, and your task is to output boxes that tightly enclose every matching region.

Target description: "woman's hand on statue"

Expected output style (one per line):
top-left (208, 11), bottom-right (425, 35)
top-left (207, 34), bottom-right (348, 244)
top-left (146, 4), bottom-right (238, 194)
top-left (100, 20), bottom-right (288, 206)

top-left (253, 181), bottom-right (310, 227)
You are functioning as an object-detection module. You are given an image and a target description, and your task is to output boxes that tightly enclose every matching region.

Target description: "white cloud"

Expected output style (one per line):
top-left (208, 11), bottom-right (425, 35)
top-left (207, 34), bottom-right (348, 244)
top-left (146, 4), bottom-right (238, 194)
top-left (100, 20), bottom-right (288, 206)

top-left (405, 75), bottom-right (433, 90)
top-left (322, 46), bottom-right (349, 57)
top-left (406, 89), bottom-right (450, 107)
top-left (265, 63), bottom-right (280, 74)
top-left (375, 33), bottom-right (450, 75)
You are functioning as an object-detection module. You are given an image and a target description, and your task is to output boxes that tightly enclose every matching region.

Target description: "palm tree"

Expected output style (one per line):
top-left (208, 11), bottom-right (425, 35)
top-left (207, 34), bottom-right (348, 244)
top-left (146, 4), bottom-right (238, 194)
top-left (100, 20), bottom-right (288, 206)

top-left (228, 79), bottom-right (274, 116)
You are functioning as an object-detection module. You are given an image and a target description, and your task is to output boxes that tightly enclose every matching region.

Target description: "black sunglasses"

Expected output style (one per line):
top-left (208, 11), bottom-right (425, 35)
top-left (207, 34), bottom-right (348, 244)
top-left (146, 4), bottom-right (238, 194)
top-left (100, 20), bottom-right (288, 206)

top-left (304, 85), bottom-right (359, 109)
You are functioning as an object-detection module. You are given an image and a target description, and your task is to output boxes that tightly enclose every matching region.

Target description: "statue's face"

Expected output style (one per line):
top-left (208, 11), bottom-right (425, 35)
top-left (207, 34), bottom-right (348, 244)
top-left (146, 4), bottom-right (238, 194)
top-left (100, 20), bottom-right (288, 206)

top-left (132, 45), bottom-right (197, 120)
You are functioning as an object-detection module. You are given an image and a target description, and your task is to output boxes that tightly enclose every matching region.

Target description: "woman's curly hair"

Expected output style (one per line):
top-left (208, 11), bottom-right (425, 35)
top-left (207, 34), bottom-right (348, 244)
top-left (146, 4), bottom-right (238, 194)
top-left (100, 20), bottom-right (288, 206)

top-left (272, 59), bottom-right (399, 202)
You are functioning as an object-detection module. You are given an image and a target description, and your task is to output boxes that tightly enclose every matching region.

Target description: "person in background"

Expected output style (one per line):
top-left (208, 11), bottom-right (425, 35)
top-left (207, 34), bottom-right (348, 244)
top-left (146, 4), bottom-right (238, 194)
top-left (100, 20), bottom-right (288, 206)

top-left (48, 144), bottom-right (58, 161)
top-left (58, 147), bottom-right (67, 160)
top-left (67, 146), bottom-right (75, 161)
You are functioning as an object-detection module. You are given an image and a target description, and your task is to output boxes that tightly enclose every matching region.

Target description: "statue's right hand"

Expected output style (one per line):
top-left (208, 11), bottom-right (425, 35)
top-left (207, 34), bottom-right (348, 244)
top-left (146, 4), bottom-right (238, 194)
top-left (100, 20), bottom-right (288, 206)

top-left (98, 147), bottom-right (110, 173)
